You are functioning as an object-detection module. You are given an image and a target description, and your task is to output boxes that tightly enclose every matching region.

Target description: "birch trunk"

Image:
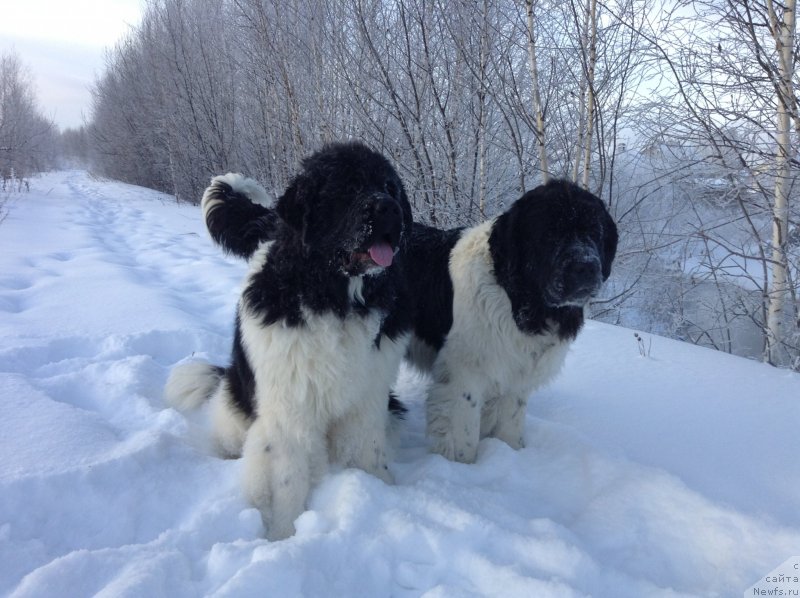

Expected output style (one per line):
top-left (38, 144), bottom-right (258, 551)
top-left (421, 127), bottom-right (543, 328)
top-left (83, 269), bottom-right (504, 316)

top-left (765, 0), bottom-right (796, 366)
top-left (572, 0), bottom-right (590, 182)
top-left (581, 0), bottom-right (597, 190)
top-left (525, 0), bottom-right (549, 182)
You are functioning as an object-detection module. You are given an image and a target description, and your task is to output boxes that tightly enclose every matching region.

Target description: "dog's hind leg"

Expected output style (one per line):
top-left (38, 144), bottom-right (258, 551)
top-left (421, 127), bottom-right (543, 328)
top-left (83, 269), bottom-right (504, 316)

top-left (208, 378), bottom-right (251, 458)
top-left (241, 414), bottom-right (327, 541)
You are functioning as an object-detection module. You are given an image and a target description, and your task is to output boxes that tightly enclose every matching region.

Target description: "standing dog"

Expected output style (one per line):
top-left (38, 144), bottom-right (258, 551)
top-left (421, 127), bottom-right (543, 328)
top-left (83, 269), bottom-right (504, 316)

top-left (165, 142), bottom-right (412, 539)
top-left (404, 180), bottom-right (618, 462)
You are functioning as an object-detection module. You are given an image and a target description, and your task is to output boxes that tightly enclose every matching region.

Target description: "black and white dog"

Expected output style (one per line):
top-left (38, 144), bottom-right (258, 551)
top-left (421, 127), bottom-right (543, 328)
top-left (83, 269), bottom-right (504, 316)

top-left (165, 142), bottom-right (412, 539)
top-left (404, 180), bottom-right (618, 462)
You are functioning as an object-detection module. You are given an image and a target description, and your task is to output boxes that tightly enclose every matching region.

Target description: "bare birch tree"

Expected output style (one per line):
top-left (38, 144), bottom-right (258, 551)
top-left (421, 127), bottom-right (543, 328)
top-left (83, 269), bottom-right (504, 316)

top-left (765, 0), bottom-right (797, 366)
top-left (524, 0), bottom-right (551, 181)
top-left (579, 0), bottom-right (597, 190)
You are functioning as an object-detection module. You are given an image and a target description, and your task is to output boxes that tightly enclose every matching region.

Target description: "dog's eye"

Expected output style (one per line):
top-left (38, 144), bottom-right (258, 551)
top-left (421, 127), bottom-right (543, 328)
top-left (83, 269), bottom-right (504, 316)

top-left (385, 180), bottom-right (398, 197)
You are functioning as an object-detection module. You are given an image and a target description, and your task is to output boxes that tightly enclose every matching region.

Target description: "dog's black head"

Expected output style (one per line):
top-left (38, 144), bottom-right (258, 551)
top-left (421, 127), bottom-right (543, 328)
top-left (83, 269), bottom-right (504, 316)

top-left (276, 141), bottom-right (412, 277)
top-left (489, 179), bottom-right (618, 335)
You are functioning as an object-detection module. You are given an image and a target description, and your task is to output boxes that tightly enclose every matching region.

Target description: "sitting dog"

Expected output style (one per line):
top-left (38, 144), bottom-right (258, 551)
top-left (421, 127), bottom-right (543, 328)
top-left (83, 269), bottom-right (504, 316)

top-left (165, 141), bottom-right (412, 539)
top-left (404, 180), bottom-right (618, 462)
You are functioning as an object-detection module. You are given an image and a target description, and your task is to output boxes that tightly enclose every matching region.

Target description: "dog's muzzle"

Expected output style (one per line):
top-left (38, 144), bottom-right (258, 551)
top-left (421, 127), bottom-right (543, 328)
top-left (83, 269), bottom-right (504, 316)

top-left (547, 244), bottom-right (603, 306)
top-left (344, 194), bottom-right (403, 274)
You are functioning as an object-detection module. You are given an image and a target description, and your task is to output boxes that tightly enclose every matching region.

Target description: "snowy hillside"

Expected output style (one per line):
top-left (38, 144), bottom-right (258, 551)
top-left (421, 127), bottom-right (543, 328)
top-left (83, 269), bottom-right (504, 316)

top-left (1, 171), bottom-right (798, 597)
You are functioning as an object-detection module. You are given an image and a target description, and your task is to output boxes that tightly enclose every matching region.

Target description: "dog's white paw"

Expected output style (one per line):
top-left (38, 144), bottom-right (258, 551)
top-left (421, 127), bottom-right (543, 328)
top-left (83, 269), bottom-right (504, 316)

top-left (264, 515), bottom-right (297, 542)
top-left (430, 433), bottom-right (478, 464)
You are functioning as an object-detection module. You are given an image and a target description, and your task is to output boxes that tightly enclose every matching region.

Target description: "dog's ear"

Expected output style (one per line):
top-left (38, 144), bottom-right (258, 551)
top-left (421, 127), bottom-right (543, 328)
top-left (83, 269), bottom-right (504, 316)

top-left (600, 204), bottom-right (618, 280)
top-left (276, 175), bottom-right (313, 241)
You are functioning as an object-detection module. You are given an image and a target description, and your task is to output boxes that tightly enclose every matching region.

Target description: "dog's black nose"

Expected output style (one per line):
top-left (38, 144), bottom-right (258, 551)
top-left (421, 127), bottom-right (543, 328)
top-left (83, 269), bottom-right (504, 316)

top-left (567, 259), bottom-right (599, 281)
top-left (373, 195), bottom-right (401, 218)
top-left (563, 258), bottom-right (601, 297)
top-left (372, 195), bottom-right (402, 232)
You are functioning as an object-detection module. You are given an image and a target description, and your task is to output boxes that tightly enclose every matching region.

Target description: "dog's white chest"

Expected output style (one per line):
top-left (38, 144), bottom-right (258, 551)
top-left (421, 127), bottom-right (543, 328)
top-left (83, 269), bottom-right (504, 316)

top-left (447, 221), bottom-right (571, 395)
top-left (472, 309), bottom-right (569, 395)
top-left (240, 304), bottom-right (384, 419)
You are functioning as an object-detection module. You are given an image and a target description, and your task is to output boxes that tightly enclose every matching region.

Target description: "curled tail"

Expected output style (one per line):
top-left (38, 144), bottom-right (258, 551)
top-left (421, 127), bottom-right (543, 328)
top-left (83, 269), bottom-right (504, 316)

top-left (164, 360), bottom-right (226, 412)
top-left (201, 173), bottom-right (278, 259)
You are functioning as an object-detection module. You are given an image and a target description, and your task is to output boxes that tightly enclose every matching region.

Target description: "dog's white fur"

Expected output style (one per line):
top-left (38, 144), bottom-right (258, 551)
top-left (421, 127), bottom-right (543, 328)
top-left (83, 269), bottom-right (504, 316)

top-left (426, 220), bottom-right (571, 463)
top-left (167, 241), bottom-right (407, 540)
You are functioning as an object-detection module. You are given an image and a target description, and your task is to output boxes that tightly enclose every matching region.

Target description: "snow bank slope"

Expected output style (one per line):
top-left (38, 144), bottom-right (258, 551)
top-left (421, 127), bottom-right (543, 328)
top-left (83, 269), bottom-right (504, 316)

top-left (1, 171), bottom-right (798, 597)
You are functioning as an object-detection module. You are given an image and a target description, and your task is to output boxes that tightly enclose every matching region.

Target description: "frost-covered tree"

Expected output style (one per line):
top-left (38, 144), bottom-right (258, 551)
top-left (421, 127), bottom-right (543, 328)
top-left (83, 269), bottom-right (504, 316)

top-left (0, 51), bottom-right (56, 189)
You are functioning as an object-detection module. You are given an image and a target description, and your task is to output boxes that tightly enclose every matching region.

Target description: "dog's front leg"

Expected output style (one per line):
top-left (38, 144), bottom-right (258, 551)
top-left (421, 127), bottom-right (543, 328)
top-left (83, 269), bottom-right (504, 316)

top-left (426, 376), bottom-right (482, 464)
top-left (486, 391), bottom-right (528, 450)
top-left (328, 397), bottom-right (394, 484)
top-left (241, 415), bottom-right (326, 540)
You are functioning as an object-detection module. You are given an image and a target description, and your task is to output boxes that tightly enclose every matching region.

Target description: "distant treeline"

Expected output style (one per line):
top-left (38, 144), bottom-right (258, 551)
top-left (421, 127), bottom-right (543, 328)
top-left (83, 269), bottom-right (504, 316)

top-left (0, 52), bottom-right (59, 189)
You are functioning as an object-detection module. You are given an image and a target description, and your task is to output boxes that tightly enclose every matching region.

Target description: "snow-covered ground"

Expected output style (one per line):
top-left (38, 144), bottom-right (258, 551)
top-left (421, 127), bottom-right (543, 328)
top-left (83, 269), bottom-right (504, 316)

top-left (1, 171), bottom-right (798, 597)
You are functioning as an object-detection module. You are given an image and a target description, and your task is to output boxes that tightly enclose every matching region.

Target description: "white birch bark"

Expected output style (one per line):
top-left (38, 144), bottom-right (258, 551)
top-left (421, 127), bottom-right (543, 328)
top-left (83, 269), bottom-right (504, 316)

top-left (580, 0), bottom-right (597, 190)
top-left (765, 0), bottom-right (796, 366)
top-left (525, 0), bottom-right (550, 182)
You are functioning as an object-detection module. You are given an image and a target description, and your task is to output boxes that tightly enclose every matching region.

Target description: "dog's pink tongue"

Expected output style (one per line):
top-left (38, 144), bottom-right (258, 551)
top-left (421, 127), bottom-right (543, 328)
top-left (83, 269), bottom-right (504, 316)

top-left (368, 242), bottom-right (394, 267)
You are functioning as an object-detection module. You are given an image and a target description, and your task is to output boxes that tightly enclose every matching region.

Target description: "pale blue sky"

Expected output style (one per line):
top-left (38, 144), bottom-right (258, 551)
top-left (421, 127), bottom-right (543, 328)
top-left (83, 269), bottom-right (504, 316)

top-left (1, 0), bottom-right (144, 130)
